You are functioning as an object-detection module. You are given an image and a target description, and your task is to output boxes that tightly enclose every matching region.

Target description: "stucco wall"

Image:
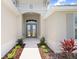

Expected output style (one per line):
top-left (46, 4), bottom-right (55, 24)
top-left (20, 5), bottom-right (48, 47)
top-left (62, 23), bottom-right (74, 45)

top-left (45, 11), bottom-right (67, 53)
top-left (1, 1), bottom-right (21, 57)
top-left (17, 14), bottom-right (23, 37)
top-left (40, 16), bottom-right (46, 38)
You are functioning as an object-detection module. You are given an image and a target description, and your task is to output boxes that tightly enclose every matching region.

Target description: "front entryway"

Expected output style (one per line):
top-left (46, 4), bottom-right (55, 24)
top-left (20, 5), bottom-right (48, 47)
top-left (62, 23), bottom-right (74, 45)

top-left (26, 20), bottom-right (37, 38)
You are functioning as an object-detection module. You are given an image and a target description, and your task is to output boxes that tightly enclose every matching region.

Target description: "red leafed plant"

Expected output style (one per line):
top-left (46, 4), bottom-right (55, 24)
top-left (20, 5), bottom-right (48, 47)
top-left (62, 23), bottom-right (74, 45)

top-left (61, 38), bottom-right (77, 53)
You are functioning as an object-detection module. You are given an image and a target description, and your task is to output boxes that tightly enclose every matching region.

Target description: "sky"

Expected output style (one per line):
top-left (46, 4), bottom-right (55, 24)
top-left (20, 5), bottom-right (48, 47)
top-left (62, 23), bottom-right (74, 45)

top-left (50, 0), bottom-right (77, 5)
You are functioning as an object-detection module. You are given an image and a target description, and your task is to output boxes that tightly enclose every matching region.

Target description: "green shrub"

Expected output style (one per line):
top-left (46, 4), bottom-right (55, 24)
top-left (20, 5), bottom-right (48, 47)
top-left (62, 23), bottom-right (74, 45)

top-left (38, 37), bottom-right (46, 47)
top-left (43, 48), bottom-right (49, 53)
top-left (41, 45), bottom-right (50, 53)
top-left (7, 45), bottom-right (21, 59)
top-left (41, 45), bottom-right (46, 49)
top-left (7, 52), bottom-right (14, 59)
top-left (40, 37), bottom-right (45, 44)
top-left (17, 39), bottom-right (23, 46)
top-left (7, 48), bottom-right (16, 58)
top-left (15, 45), bottom-right (21, 49)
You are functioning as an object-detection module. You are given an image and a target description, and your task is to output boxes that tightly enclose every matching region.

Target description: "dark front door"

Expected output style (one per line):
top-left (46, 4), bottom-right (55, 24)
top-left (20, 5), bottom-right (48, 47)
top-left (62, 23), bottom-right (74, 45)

top-left (26, 23), bottom-right (37, 38)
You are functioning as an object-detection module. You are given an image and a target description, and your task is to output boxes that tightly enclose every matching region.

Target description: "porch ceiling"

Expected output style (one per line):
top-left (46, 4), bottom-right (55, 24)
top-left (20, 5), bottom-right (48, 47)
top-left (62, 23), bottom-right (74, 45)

top-left (11, 0), bottom-right (76, 18)
top-left (12, 0), bottom-right (49, 15)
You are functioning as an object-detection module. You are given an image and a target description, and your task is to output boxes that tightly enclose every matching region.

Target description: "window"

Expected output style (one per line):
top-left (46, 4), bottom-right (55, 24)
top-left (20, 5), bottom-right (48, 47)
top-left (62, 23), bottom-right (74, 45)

top-left (66, 13), bottom-right (77, 39)
top-left (74, 15), bottom-right (77, 39)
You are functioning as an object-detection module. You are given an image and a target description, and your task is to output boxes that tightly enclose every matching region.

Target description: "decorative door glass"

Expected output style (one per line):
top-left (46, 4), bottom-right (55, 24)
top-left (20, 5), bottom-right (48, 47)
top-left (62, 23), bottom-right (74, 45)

top-left (32, 25), bottom-right (37, 37)
top-left (27, 25), bottom-right (31, 37)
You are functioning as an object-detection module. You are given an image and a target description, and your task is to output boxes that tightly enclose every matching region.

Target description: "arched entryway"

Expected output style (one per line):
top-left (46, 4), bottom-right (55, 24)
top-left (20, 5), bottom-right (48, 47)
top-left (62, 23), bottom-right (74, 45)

top-left (22, 12), bottom-right (40, 38)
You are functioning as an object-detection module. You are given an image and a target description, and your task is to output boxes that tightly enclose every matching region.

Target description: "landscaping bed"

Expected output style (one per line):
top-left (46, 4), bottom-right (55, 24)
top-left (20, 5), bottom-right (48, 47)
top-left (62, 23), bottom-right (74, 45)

top-left (2, 39), bottom-right (25, 59)
top-left (38, 37), bottom-right (77, 59)
top-left (38, 45), bottom-right (54, 59)
top-left (38, 47), bottom-right (77, 59)
top-left (38, 37), bottom-right (55, 59)
top-left (2, 44), bottom-right (25, 59)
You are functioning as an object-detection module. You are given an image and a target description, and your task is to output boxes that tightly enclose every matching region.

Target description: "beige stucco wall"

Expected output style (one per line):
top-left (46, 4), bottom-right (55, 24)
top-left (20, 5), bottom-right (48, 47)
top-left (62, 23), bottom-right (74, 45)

top-left (17, 14), bottom-right (23, 37)
top-left (45, 11), bottom-right (67, 53)
top-left (1, 1), bottom-right (21, 57)
top-left (40, 16), bottom-right (46, 38)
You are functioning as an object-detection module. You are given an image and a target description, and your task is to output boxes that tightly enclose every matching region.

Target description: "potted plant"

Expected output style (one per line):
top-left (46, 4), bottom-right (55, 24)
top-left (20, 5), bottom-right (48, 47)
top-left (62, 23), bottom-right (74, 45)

top-left (40, 37), bottom-right (46, 45)
top-left (17, 36), bottom-right (25, 48)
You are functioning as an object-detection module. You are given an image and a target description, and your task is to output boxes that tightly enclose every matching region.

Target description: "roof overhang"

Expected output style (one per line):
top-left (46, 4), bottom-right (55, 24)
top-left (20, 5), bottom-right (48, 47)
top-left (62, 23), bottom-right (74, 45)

top-left (54, 5), bottom-right (77, 11)
top-left (43, 5), bottom-right (77, 19)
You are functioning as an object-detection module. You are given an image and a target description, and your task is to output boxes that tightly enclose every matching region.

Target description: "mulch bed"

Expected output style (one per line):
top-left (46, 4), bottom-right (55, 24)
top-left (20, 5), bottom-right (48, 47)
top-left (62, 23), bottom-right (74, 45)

top-left (39, 48), bottom-right (55, 59)
top-left (39, 48), bottom-right (77, 59)
top-left (3, 48), bottom-right (23, 59)
top-left (2, 44), bottom-right (25, 59)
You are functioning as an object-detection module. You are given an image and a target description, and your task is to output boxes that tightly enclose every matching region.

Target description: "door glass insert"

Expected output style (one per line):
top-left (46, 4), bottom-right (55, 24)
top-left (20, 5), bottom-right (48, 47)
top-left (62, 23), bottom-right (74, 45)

top-left (32, 25), bottom-right (36, 37)
top-left (27, 25), bottom-right (31, 37)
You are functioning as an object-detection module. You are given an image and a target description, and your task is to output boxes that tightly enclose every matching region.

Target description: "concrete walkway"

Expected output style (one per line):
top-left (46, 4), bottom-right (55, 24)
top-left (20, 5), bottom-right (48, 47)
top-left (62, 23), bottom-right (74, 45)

top-left (20, 39), bottom-right (41, 59)
top-left (23, 38), bottom-right (40, 48)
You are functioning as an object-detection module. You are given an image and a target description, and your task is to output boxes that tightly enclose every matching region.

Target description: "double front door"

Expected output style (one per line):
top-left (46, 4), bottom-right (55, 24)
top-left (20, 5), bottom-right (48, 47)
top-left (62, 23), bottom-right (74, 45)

top-left (26, 24), bottom-right (37, 38)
